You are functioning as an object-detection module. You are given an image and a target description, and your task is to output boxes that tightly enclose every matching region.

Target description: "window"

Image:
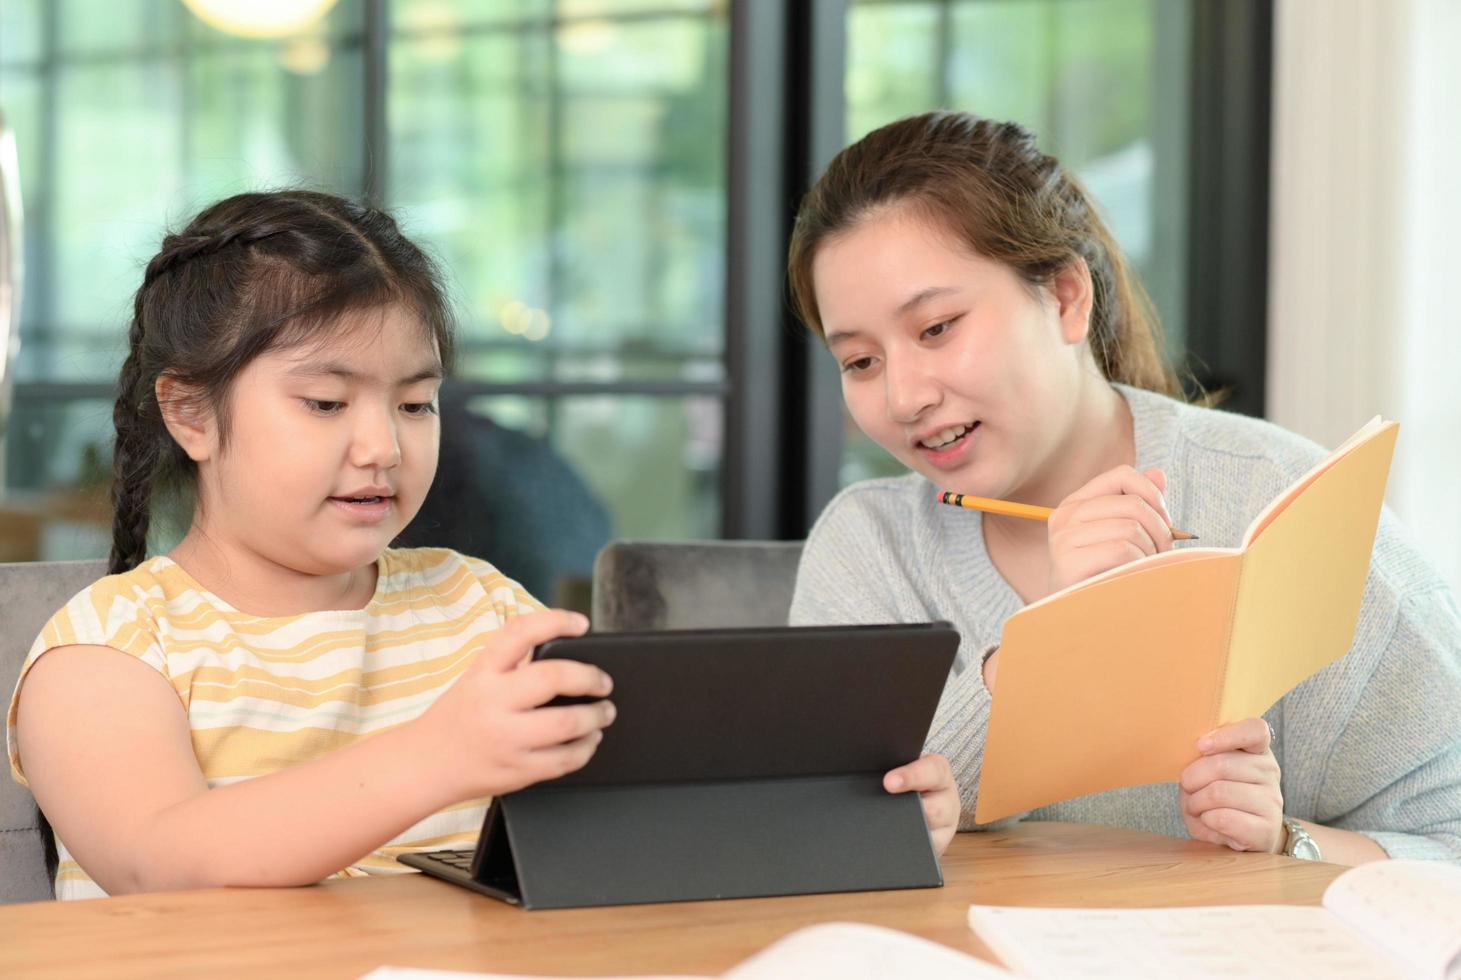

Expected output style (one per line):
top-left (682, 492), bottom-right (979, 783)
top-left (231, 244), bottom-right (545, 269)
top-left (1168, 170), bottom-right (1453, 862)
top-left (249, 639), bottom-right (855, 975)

top-left (0, 1), bottom-right (1270, 583)
top-left (0, 0), bottom-right (728, 604)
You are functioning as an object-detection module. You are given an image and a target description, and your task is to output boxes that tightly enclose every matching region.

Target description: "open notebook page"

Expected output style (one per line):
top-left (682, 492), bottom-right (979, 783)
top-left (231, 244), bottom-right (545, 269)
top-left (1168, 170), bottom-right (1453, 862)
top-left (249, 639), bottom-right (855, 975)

top-left (1322, 860), bottom-right (1461, 980)
top-left (967, 904), bottom-right (1408, 979)
top-left (1242, 415), bottom-right (1387, 546)
top-left (969, 859), bottom-right (1461, 980)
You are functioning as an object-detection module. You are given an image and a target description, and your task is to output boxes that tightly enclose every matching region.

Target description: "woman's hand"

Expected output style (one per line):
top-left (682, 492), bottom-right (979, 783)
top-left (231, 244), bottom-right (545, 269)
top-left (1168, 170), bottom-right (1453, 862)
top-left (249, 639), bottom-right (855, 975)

top-left (1047, 466), bottom-right (1174, 593)
top-left (413, 610), bottom-right (617, 803)
top-left (885, 753), bottom-right (959, 855)
top-left (1179, 718), bottom-right (1285, 853)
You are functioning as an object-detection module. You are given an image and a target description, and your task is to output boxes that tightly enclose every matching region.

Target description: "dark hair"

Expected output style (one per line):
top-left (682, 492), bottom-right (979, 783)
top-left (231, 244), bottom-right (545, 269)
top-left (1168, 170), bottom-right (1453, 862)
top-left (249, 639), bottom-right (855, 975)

top-left (787, 111), bottom-right (1180, 396)
top-left (109, 190), bottom-right (455, 575)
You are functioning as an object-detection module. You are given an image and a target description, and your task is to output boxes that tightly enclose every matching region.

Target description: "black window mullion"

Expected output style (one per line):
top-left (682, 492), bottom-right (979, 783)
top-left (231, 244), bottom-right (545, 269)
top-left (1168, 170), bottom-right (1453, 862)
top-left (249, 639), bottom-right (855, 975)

top-left (1184, 0), bottom-right (1273, 417)
top-left (784, 0), bottom-right (848, 537)
top-left (362, 0), bottom-right (389, 208)
top-left (722, 1), bottom-right (790, 540)
top-left (723, 0), bottom-right (848, 542)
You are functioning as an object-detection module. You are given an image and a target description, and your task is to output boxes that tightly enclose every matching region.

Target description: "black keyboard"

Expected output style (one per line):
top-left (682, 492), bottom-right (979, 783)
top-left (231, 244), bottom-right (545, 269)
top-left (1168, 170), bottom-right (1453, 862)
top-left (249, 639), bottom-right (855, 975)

top-left (412, 848), bottom-right (474, 873)
top-left (400, 847), bottom-right (521, 904)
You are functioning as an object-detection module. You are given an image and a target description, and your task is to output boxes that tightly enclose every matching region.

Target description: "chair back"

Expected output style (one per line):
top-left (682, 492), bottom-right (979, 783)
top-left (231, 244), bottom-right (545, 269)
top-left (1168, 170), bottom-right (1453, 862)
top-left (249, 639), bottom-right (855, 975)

top-left (0, 558), bottom-right (107, 903)
top-left (591, 540), bottom-right (803, 631)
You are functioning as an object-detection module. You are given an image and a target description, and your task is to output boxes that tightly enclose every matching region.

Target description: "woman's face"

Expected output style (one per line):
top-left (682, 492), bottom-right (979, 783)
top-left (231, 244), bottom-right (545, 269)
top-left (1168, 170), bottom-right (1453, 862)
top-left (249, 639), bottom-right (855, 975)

top-left (812, 206), bottom-right (1095, 502)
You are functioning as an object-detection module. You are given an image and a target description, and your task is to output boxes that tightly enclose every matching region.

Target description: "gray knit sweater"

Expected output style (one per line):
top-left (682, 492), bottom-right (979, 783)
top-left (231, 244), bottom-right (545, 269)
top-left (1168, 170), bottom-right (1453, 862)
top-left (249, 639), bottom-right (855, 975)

top-left (790, 385), bottom-right (1461, 861)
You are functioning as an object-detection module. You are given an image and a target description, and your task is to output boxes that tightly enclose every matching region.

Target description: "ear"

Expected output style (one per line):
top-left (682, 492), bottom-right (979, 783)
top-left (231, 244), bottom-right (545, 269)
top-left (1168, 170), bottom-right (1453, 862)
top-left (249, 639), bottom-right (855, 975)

top-left (1050, 258), bottom-right (1094, 346)
top-left (155, 373), bottom-right (216, 463)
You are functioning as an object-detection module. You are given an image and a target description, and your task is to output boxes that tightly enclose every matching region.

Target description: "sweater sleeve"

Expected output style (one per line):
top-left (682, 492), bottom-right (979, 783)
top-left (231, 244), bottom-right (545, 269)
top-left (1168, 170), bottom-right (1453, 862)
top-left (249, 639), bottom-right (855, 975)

top-left (789, 487), bottom-right (1017, 831)
top-left (1310, 584), bottom-right (1461, 862)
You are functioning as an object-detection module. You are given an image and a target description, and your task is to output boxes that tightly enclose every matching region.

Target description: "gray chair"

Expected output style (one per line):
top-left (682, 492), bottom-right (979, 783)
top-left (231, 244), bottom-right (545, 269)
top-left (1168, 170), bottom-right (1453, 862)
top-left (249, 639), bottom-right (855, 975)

top-left (591, 540), bottom-right (803, 631)
top-left (1, 558), bottom-right (107, 904)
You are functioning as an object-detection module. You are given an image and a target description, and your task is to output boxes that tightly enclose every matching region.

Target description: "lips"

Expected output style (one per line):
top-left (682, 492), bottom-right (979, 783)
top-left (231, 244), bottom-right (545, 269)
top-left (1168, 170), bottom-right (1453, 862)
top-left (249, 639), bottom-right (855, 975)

top-left (328, 494), bottom-right (395, 525)
top-left (915, 420), bottom-right (979, 450)
top-left (331, 485), bottom-right (394, 503)
top-left (912, 420), bottom-right (981, 469)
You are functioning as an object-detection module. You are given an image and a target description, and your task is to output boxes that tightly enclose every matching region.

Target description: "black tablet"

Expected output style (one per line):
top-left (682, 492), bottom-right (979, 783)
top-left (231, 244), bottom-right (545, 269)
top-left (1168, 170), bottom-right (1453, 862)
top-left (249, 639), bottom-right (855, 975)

top-left (401, 621), bottom-right (959, 909)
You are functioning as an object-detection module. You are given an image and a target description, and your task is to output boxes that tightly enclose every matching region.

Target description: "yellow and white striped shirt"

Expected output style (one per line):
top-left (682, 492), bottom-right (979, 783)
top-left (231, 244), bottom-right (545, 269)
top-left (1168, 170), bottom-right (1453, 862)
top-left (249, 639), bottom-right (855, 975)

top-left (6, 547), bottom-right (540, 900)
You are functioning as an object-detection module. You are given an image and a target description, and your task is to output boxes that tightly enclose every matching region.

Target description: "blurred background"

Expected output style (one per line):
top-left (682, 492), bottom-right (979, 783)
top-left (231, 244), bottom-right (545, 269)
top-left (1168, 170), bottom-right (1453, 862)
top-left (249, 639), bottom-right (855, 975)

top-left (1, 0), bottom-right (1455, 606)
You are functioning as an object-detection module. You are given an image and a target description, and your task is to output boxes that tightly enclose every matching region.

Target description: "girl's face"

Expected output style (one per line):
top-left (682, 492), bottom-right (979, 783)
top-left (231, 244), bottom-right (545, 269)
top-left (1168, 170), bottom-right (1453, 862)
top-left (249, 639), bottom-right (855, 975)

top-left (190, 305), bottom-right (443, 578)
top-left (812, 206), bottom-right (1096, 503)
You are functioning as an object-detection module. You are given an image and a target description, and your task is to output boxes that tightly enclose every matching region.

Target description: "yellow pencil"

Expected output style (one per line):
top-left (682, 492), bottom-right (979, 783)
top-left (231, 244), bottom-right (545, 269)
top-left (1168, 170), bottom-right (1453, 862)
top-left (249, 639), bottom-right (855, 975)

top-left (935, 491), bottom-right (1198, 541)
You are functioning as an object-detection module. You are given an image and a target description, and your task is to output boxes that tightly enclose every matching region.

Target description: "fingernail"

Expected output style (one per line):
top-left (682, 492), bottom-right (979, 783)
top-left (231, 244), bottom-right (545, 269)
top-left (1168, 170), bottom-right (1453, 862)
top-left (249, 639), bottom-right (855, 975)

top-left (599, 671), bottom-right (613, 694)
top-left (1197, 736), bottom-right (1214, 752)
top-left (573, 613), bottom-right (591, 632)
top-left (603, 701), bottom-right (617, 723)
top-left (887, 775), bottom-right (904, 791)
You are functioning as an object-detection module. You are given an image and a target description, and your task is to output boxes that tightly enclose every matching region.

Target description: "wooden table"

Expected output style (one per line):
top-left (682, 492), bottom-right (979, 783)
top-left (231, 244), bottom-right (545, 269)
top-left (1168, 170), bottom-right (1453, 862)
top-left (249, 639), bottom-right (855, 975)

top-left (0, 823), bottom-right (1345, 979)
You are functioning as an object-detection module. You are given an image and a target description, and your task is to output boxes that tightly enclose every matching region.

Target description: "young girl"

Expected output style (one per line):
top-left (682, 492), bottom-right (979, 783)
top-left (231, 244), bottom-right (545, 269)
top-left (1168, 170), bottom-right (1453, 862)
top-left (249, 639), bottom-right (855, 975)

top-left (6, 191), bottom-right (619, 898)
top-left (8, 189), bottom-right (956, 899)
top-left (787, 112), bottom-right (1461, 866)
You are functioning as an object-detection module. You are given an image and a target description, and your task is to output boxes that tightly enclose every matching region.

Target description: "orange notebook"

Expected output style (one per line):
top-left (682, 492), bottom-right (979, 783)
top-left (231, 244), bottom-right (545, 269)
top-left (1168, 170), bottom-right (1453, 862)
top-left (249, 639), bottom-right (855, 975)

top-left (975, 418), bottom-right (1400, 824)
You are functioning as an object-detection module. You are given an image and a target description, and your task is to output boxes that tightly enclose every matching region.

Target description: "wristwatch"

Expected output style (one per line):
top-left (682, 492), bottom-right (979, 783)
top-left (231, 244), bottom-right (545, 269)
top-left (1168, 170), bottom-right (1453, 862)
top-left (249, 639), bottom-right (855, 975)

top-left (1281, 817), bottom-right (1322, 860)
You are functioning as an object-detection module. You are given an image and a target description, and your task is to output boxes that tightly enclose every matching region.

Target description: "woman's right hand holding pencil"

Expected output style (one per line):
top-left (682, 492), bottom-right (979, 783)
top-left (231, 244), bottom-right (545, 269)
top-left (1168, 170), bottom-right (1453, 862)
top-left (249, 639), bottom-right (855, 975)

top-left (1046, 465), bottom-right (1176, 594)
top-left (410, 610), bottom-right (616, 804)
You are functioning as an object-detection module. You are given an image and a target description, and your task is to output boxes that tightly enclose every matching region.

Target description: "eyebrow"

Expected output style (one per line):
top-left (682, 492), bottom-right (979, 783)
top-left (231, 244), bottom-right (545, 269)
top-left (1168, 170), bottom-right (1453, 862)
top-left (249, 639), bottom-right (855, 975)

top-left (284, 361), bottom-right (444, 386)
top-left (825, 286), bottom-right (961, 346)
top-left (896, 285), bottom-right (959, 316)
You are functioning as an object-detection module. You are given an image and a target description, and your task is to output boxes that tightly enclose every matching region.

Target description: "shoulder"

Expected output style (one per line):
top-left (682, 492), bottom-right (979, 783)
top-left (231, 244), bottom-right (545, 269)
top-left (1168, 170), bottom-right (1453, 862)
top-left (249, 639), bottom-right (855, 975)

top-left (1173, 398), bottom-right (1329, 481)
top-left (1124, 384), bottom-right (1331, 493)
top-left (379, 547), bottom-right (545, 614)
top-left (1134, 390), bottom-right (1451, 603)
top-left (1123, 387), bottom-right (1331, 547)
top-left (31, 558), bottom-right (182, 663)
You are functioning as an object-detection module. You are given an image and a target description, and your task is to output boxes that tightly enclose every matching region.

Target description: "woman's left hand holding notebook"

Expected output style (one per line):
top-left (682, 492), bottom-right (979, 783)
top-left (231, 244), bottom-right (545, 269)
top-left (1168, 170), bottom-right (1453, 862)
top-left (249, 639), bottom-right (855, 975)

top-left (1178, 717), bottom-right (1284, 853)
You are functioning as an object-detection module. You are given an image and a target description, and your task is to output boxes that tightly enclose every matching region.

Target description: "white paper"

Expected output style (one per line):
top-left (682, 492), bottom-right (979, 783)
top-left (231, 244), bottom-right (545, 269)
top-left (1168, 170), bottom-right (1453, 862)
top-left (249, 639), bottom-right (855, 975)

top-left (968, 859), bottom-right (1461, 980)
top-left (967, 904), bottom-right (1408, 979)
top-left (1322, 860), bottom-right (1461, 980)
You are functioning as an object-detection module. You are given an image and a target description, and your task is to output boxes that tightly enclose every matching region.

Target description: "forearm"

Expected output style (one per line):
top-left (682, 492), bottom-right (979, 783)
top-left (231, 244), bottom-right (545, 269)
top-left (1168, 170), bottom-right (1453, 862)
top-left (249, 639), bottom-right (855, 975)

top-left (1298, 820), bottom-right (1388, 866)
top-left (925, 646), bottom-right (1014, 830)
top-left (125, 721), bottom-right (458, 893)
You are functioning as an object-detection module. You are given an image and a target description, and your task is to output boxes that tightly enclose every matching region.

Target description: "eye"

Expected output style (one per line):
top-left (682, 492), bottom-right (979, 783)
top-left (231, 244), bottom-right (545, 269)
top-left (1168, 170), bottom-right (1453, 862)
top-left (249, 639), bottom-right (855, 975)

top-left (841, 356), bottom-right (877, 375)
top-left (922, 319), bottom-right (954, 340)
top-left (305, 399), bottom-right (345, 415)
top-left (401, 401), bottom-right (439, 417)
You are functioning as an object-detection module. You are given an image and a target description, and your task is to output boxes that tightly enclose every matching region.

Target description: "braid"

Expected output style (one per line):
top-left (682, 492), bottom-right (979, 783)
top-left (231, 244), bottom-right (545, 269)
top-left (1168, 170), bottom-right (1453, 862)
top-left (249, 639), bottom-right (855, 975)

top-left (107, 218), bottom-right (292, 573)
top-left (142, 223), bottom-right (287, 287)
top-left (108, 287), bottom-right (158, 575)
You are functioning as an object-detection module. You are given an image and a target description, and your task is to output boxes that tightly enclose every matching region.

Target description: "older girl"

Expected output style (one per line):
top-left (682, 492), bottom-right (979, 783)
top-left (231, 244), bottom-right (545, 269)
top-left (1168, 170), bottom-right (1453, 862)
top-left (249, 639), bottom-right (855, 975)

top-left (788, 112), bottom-right (1461, 865)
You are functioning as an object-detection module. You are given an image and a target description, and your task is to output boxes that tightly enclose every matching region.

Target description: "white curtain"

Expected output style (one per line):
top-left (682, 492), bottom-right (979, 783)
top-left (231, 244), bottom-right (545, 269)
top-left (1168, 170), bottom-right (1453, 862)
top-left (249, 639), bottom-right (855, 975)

top-left (1267, 0), bottom-right (1461, 593)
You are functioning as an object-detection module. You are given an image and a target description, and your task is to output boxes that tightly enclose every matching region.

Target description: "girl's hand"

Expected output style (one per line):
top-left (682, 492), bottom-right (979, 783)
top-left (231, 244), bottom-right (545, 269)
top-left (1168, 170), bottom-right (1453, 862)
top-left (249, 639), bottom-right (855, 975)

top-left (413, 610), bottom-right (616, 803)
top-left (1047, 465), bottom-right (1175, 593)
top-left (1178, 718), bottom-right (1285, 853)
top-left (885, 753), bottom-right (959, 856)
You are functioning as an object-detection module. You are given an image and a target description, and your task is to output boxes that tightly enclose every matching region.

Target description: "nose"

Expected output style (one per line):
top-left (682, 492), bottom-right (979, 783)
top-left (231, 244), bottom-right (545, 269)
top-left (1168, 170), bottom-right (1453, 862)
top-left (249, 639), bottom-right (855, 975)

top-left (350, 402), bottom-right (402, 471)
top-left (884, 353), bottom-right (941, 425)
